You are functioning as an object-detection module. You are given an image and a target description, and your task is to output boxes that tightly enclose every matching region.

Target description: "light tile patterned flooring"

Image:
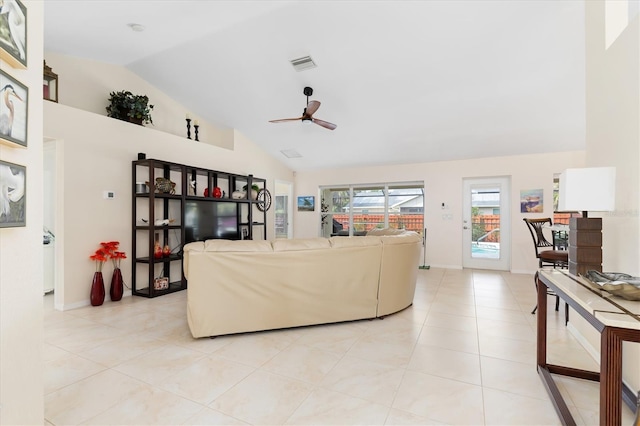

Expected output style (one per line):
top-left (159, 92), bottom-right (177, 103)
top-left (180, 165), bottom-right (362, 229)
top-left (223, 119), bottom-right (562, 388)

top-left (44, 268), bottom-right (636, 425)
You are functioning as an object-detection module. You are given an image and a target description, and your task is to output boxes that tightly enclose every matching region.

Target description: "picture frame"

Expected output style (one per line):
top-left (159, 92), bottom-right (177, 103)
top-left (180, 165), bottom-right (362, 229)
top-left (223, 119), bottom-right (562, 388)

top-left (153, 276), bottom-right (169, 290)
top-left (297, 196), bottom-right (315, 212)
top-left (0, 68), bottom-right (28, 148)
top-left (0, 0), bottom-right (27, 69)
top-left (520, 188), bottom-right (543, 213)
top-left (0, 160), bottom-right (26, 228)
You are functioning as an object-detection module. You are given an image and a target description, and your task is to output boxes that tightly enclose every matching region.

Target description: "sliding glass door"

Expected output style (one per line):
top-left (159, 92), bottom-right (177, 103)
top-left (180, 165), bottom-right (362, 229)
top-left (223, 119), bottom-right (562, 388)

top-left (320, 182), bottom-right (424, 237)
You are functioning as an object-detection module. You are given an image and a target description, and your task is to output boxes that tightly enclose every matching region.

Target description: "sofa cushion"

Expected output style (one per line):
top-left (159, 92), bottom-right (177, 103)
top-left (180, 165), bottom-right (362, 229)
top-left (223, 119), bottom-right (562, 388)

top-left (203, 239), bottom-right (273, 252)
top-left (380, 231), bottom-right (422, 244)
top-left (183, 241), bottom-right (205, 253)
top-left (330, 236), bottom-right (381, 248)
top-left (367, 227), bottom-right (406, 236)
top-left (272, 238), bottom-right (331, 252)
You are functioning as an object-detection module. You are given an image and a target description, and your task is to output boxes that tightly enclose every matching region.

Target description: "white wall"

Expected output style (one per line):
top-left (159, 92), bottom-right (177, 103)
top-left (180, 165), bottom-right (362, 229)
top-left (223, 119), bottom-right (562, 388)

top-left (44, 102), bottom-right (294, 309)
top-left (295, 151), bottom-right (584, 272)
top-left (0, 1), bottom-right (45, 424)
top-left (573, 0), bottom-right (640, 393)
top-left (43, 52), bottom-right (233, 150)
top-left (585, 3), bottom-right (639, 276)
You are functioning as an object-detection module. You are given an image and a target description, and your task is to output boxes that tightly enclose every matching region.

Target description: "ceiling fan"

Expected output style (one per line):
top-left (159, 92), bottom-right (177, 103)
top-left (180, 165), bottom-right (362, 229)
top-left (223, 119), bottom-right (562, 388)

top-left (269, 87), bottom-right (337, 130)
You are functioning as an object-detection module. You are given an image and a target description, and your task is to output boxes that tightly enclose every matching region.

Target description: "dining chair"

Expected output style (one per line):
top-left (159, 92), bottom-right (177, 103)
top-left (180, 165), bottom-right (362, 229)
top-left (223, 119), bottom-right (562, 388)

top-left (523, 218), bottom-right (569, 324)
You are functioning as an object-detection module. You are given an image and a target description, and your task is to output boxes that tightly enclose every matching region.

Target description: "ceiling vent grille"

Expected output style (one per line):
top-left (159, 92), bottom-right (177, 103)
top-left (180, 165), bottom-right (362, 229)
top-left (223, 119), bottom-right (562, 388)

top-left (281, 149), bottom-right (303, 158)
top-left (290, 56), bottom-right (317, 72)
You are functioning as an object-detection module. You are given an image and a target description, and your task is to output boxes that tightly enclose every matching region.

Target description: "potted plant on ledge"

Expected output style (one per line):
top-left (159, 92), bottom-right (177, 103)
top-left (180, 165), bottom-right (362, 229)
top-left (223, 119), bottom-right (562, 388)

top-left (106, 90), bottom-right (154, 125)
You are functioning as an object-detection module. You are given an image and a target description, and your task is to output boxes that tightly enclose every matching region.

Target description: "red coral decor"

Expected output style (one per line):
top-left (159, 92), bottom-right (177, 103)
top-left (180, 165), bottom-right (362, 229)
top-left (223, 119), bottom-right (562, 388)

top-left (89, 241), bottom-right (127, 305)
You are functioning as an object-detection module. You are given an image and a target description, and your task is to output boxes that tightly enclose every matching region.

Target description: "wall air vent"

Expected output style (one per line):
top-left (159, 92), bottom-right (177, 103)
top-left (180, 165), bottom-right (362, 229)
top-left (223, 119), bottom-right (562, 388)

top-left (290, 56), bottom-right (317, 72)
top-left (281, 149), bottom-right (303, 158)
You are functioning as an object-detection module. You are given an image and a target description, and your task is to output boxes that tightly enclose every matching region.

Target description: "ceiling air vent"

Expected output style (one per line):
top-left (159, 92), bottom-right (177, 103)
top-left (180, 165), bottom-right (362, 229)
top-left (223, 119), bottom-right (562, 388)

top-left (281, 149), bottom-right (302, 158)
top-left (290, 56), bottom-right (317, 72)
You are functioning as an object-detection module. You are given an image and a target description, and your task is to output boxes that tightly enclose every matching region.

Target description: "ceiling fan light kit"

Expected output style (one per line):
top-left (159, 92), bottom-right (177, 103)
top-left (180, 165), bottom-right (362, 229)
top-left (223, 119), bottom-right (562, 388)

top-left (269, 87), bottom-right (337, 131)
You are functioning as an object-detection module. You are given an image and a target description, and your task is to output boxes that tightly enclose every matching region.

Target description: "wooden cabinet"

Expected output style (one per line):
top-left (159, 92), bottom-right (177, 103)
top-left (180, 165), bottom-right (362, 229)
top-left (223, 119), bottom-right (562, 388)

top-left (132, 158), bottom-right (267, 297)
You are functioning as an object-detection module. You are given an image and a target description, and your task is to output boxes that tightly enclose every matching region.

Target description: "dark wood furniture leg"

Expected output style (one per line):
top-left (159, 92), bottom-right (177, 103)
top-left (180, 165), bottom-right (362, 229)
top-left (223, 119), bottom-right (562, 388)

top-left (536, 272), bottom-right (640, 426)
top-left (600, 328), bottom-right (623, 425)
top-left (536, 278), bottom-right (577, 426)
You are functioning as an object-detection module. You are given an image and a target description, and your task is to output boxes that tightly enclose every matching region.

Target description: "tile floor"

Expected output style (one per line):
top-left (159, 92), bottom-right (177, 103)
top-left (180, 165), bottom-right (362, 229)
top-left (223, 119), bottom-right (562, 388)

top-left (43, 268), bottom-right (636, 425)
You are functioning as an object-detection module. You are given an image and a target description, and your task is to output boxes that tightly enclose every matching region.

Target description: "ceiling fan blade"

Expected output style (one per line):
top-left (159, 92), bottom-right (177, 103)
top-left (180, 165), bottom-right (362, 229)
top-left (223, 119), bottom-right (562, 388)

top-left (269, 117), bottom-right (303, 123)
top-left (312, 118), bottom-right (337, 130)
top-left (305, 100), bottom-right (321, 116)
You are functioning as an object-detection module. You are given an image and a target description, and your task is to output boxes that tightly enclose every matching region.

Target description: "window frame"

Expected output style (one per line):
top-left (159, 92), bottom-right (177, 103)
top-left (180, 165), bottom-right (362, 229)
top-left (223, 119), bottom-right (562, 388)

top-left (320, 181), bottom-right (425, 237)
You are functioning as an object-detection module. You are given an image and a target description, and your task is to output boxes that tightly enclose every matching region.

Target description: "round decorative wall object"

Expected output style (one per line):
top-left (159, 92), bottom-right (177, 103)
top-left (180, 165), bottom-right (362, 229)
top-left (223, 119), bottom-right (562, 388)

top-left (256, 188), bottom-right (272, 212)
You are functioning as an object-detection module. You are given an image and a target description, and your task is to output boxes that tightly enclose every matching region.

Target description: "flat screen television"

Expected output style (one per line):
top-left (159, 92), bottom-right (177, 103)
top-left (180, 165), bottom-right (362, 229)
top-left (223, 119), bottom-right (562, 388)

top-left (184, 201), bottom-right (239, 243)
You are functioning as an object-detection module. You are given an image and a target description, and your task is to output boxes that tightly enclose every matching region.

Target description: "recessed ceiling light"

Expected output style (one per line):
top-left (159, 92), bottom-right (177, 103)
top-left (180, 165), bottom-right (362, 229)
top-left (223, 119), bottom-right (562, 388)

top-left (128, 23), bottom-right (146, 32)
top-left (281, 149), bottom-right (302, 158)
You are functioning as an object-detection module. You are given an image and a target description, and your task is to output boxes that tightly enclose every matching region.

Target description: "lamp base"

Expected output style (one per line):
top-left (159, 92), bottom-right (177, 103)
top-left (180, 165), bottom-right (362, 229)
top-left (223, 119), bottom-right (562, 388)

top-left (568, 217), bottom-right (603, 276)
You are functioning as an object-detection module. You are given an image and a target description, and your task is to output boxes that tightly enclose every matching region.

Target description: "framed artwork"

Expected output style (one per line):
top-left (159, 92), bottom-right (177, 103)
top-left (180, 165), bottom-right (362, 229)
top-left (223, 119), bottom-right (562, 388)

top-left (520, 189), bottom-right (543, 213)
top-left (0, 160), bottom-right (26, 228)
top-left (0, 0), bottom-right (27, 69)
top-left (0, 68), bottom-right (28, 148)
top-left (297, 196), bottom-right (315, 212)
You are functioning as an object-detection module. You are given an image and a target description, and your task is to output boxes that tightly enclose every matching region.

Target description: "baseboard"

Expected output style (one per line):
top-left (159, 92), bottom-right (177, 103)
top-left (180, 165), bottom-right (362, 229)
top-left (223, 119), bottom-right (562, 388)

top-left (427, 263), bottom-right (463, 270)
top-left (56, 291), bottom-right (133, 311)
top-left (510, 268), bottom-right (537, 275)
top-left (566, 322), bottom-right (600, 362)
top-left (58, 299), bottom-right (90, 311)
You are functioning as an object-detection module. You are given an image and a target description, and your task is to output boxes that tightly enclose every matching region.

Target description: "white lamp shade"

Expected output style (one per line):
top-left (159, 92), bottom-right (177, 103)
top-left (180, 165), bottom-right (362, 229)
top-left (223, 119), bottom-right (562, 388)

top-left (558, 167), bottom-right (616, 212)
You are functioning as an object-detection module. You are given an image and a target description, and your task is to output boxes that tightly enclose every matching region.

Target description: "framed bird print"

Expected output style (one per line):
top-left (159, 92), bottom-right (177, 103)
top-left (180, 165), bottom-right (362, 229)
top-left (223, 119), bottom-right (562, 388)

top-left (0, 160), bottom-right (26, 228)
top-left (0, 68), bottom-right (28, 148)
top-left (0, 0), bottom-right (27, 69)
top-left (297, 196), bottom-right (315, 212)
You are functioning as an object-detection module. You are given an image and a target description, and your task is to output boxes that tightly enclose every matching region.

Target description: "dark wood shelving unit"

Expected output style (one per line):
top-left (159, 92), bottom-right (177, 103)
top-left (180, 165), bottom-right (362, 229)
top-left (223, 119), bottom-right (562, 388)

top-left (132, 158), bottom-right (267, 298)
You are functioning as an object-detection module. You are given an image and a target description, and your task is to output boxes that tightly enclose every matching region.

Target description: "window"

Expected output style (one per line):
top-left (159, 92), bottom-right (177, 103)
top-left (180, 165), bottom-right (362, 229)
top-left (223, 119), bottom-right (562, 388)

top-left (553, 173), bottom-right (580, 225)
top-left (320, 182), bottom-right (424, 237)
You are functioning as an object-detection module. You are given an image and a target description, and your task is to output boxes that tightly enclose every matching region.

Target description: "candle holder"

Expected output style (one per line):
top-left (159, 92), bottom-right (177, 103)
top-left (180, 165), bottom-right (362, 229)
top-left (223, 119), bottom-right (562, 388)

top-left (194, 124), bottom-right (199, 141)
top-left (186, 118), bottom-right (192, 139)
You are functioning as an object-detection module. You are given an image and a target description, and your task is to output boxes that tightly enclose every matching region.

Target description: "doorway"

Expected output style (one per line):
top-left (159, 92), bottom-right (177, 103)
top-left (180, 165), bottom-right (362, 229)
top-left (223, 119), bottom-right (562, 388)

top-left (274, 180), bottom-right (293, 239)
top-left (43, 138), bottom-right (63, 308)
top-left (462, 176), bottom-right (511, 271)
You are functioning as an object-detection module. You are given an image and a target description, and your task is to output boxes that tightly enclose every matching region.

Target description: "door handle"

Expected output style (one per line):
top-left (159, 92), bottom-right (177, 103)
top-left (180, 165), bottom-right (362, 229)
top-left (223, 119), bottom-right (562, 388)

top-left (463, 226), bottom-right (469, 229)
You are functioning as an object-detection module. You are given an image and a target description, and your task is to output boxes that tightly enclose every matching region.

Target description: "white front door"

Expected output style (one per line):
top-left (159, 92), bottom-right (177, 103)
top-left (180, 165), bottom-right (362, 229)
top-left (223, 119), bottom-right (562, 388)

top-left (462, 176), bottom-right (511, 271)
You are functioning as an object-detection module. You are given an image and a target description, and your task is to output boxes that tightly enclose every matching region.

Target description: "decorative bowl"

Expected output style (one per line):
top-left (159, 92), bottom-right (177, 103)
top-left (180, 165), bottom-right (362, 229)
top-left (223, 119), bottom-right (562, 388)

top-left (585, 271), bottom-right (640, 301)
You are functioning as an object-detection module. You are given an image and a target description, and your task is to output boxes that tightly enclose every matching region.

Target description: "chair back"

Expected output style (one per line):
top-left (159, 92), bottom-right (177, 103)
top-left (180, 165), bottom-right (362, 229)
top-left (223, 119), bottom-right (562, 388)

top-left (523, 218), bottom-right (554, 258)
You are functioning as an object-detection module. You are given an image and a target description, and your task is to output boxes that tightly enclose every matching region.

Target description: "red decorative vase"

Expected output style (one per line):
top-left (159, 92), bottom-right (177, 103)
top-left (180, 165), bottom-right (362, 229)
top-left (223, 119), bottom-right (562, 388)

top-left (154, 239), bottom-right (163, 259)
top-left (90, 271), bottom-right (105, 306)
top-left (110, 268), bottom-right (123, 301)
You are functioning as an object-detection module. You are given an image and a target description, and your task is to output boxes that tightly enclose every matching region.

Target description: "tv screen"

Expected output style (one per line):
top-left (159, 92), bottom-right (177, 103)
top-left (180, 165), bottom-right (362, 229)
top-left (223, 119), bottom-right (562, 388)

top-left (185, 201), bottom-right (239, 243)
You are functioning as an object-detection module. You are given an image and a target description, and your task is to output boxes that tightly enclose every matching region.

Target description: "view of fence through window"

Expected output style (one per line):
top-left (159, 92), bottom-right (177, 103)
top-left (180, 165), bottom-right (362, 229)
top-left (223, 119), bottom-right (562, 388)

top-left (320, 183), bottom-right (424, 237)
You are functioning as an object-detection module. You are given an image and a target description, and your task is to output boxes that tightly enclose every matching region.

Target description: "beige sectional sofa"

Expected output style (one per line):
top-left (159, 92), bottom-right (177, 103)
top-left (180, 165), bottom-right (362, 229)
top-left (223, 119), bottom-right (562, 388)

top-left (183, 230), bottom-right (422, 338)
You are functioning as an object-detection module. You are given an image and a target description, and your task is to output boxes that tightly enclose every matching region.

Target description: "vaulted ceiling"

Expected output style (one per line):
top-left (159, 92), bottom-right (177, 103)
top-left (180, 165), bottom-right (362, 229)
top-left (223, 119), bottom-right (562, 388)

top-left (44, 1), bottom-right (586, 171)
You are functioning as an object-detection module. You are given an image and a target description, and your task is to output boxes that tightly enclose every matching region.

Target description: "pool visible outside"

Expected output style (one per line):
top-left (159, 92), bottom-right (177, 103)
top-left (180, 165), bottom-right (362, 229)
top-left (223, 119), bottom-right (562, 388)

top-left (471, 242), bottom-right (500, 259)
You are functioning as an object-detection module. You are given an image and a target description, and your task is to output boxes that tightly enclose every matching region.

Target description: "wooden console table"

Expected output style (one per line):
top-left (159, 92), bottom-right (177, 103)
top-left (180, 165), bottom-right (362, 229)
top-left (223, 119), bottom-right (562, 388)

top-left (536, 269), bottom-right (640, 426)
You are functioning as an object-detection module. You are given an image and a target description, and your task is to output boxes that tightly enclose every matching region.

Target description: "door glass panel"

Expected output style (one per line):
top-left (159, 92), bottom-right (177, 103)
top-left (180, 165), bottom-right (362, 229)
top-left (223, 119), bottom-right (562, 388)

top-left (353, 188), bottom-right (385, 234)
top-left (321, 188), bottom-right (351, 237)
top-left (471, 186), bottom-right (500, 259)
top-left (274, 195), bottom-right (288, 238)
top-left (388, 187), bottom-right (424, 233)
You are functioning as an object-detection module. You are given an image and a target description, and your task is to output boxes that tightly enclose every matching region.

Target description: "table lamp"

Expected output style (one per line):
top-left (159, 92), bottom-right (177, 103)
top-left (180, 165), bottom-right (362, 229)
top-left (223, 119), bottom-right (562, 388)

top-left (558, 167), bottom-right (616, 276)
